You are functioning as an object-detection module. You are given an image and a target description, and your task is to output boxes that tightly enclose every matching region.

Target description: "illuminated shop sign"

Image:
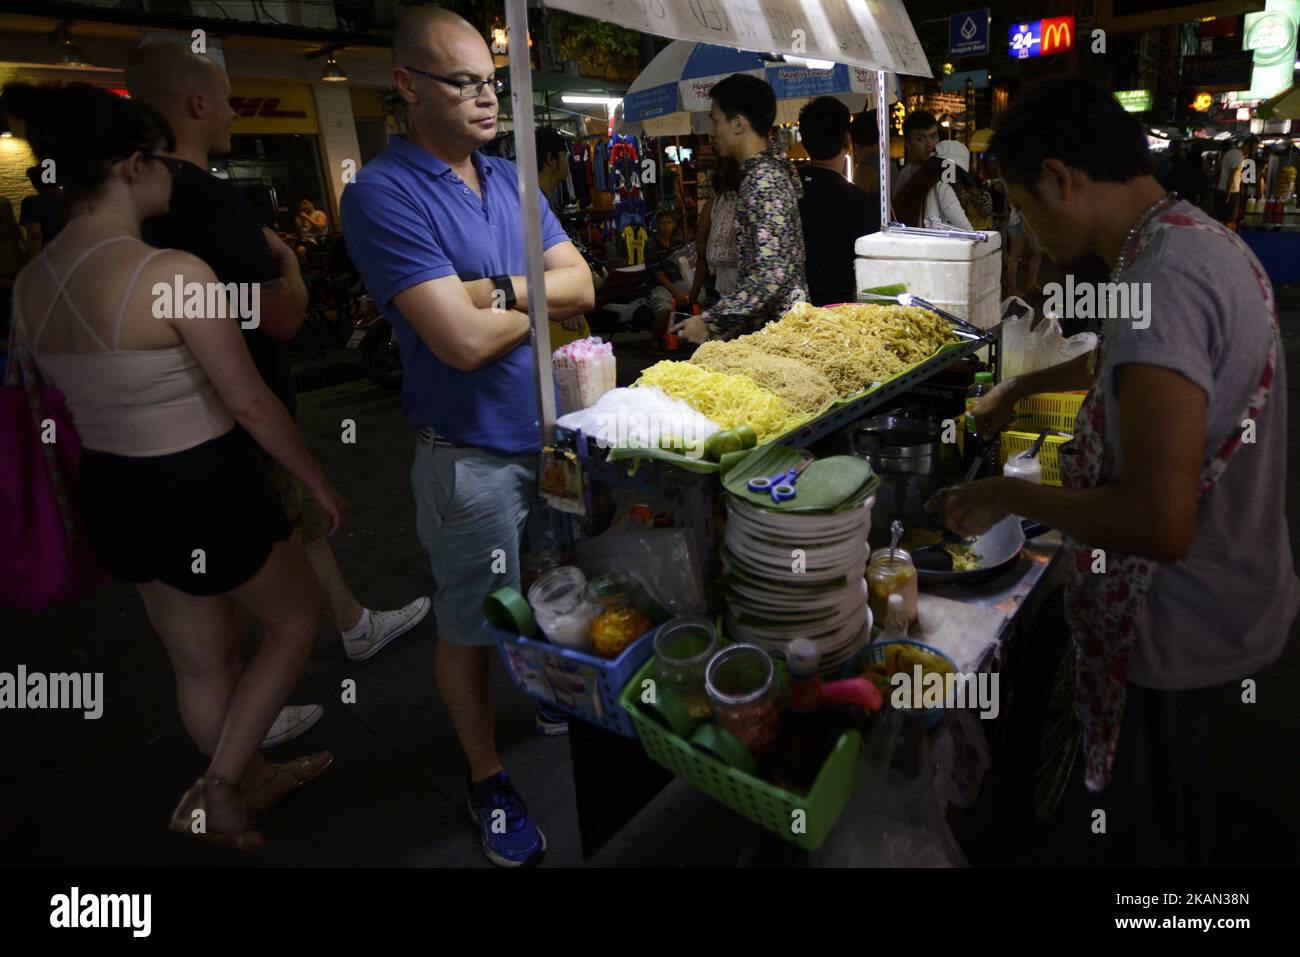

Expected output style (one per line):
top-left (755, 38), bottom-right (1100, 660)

top-left (1115, 89), bottom-right (1154, 112)
top-left (1008, 16), bottom-right (1075, 59)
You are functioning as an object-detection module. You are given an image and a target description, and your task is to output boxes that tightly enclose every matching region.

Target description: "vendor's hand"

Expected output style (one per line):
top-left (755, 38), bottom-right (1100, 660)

top-left (561, 316), bottom-right (585, 331)
top-left (670, 315), bottom-right (710, 344)
top-left (943, 478), bottom-right (1011, 538)
top-left (972, 379), bottom-right (1023, 435)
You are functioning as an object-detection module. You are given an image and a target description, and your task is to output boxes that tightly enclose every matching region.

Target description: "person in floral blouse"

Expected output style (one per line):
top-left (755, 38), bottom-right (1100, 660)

top-left (672, 74), bottom-right (807, 343)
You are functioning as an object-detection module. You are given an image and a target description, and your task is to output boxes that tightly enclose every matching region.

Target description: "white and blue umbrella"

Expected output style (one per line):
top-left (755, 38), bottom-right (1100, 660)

top-left (619, 40), bottom-right (879, 136)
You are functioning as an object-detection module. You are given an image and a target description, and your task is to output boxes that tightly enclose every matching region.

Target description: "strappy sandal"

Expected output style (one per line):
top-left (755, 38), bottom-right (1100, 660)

top-left (168, 775), bottom-right (264, 852)
top-left (242, 751), bottom-right (334, 823)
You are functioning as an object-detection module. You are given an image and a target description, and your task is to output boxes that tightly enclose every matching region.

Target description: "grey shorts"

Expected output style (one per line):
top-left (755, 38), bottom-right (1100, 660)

top-left (648, 285), bottom-right (675, 316)
top-left (410, 433), bottom-right (537, 646)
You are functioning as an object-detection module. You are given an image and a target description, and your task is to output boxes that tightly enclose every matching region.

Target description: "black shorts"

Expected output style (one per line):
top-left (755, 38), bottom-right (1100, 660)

top-left (79, 428), bottom-right (293, 596)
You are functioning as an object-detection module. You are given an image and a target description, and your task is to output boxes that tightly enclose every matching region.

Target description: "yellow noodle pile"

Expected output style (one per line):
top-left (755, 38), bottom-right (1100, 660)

top-left (745, 302), bottom-right (958, 396)
top-left (689, 341), bottom-right (837, 415)
top-left (634, 360), bottom-right (804, 442)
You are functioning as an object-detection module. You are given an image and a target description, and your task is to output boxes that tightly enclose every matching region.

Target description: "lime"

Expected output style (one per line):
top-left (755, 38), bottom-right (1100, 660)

top-left (705, 429), bottom-right (743, 461)
top-left (733, 424), bottom-right (758, 449)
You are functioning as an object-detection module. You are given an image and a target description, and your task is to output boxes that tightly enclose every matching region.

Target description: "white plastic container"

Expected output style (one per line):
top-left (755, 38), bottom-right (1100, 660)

top-left (1002, 451), bottom-right (1043, 484)
top-left (854, 231), bottom-right (1003, 330)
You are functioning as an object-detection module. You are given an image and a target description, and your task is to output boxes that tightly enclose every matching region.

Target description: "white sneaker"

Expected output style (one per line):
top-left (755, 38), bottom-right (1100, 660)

top-left (261, 704), bottom-right (324, 749)
top-left (344, 597), bottom-right (431, 662)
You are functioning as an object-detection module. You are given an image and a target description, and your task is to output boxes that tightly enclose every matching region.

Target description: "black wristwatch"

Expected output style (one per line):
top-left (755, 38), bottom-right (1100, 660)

top-left (490, 274), bottom-right (517, 311)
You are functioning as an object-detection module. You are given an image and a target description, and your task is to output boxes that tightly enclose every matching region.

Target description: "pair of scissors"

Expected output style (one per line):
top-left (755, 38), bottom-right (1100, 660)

top-left (747, 459), bottom-right (811, 503)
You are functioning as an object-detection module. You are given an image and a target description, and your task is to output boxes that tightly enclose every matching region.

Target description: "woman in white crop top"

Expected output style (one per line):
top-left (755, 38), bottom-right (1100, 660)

top-left (5, 81), bottom-right (345, 850)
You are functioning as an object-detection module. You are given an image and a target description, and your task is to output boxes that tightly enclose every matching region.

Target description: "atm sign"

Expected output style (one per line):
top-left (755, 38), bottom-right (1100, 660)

top-left (1009, 16), bottom-right (1075, 59)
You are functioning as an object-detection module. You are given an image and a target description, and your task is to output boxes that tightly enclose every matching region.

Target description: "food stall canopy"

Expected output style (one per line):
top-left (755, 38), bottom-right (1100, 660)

top-left (541, 0), bottom-right (933, 77)
top-left (509, 0), bottom-right (931, 447)
top-left (620, 39), bottom-right (874, 135)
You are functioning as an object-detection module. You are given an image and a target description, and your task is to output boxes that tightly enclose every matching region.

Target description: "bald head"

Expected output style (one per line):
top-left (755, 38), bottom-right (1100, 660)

top-left (125, 41), bottom-right (224, 115)
top-left (392, 6), bottom-right (483, 70)
top-left (125, 40), bottom-right (235, 161)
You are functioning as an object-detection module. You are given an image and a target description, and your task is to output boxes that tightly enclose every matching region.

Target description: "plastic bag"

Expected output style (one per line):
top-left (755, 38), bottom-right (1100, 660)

top-left (556, 386), bottom-right (719, 454)
top-left (810, 710), bottom-right (969, 867)
top-left (1027, 315), bottom-right (1097, 375)
top-left (1001, 296), bottom-right (1097, 379)
top-left (998, 296), bottom-right (1034, 381)
top-left (576, 524), bottom-right (707, 617)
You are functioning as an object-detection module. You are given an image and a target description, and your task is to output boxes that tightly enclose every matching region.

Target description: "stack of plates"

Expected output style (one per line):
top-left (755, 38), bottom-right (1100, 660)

top-left (722, 496), bottom-right (875, 674)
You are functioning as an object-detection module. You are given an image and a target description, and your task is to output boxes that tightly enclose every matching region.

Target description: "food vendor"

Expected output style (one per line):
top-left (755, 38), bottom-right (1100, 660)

top-left (944, 77), bottom-right (1298, 867)
top-left (671, 74), bottom-right (807, 343)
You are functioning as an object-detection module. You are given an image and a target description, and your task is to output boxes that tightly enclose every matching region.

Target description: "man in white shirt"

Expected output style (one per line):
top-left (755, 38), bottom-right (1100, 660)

top-left (1215, 137), bottom-right (1255, 226)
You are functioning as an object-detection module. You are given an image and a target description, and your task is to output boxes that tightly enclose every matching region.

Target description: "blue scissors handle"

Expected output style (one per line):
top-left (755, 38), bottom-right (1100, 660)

top-left (748, 468), bottom-right (793, 492)
top-left (748, 462), bottom-right (808, 503)
top-left (770, 481), bottom-right (798, 503)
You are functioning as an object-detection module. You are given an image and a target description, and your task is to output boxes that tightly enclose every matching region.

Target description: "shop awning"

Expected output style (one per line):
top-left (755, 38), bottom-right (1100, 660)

top-left (542, 0), bottom-right (932, 77)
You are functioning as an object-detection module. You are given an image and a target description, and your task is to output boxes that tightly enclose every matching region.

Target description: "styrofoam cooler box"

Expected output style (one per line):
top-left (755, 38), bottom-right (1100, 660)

top-left (854, 231), bottom-right (1003, 330)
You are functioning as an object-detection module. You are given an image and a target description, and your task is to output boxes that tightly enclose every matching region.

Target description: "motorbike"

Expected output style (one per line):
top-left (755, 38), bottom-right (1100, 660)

top-left (347, 294), bottom-right (403, 389)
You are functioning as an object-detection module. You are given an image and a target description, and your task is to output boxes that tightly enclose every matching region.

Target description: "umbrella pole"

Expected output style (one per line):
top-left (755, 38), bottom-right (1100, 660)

top-left (877, 70), bottom-right (891, 233)
top-left (506, 0), bottom-right (556, 447)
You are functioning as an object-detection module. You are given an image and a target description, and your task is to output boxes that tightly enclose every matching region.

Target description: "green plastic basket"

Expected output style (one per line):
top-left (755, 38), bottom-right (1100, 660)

top-left (618, 656), bottom-right (861, 851)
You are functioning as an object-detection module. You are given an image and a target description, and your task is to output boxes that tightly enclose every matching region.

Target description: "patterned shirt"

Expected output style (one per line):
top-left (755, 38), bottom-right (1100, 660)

top-left (703, 143), bottom-right (808, 340)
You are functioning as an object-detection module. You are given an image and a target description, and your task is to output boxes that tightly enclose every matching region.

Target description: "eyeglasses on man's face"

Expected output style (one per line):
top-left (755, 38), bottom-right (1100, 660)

top-left (403, 65), bottom-right (505, 98)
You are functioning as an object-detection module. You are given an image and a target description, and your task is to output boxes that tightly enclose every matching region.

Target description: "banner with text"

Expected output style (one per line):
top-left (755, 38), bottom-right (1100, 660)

top-left (542, 0), bottom-right (932, 77)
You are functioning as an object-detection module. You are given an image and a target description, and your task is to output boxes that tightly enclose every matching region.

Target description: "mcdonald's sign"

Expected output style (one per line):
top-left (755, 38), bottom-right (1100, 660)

top-left (1008, 16), bottom-right (1075, 59)
top-left (1041, 16), bottom-right (1074, 55)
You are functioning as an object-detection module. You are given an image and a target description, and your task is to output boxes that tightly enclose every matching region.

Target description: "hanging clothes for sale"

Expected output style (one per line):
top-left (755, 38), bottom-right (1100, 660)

top-left (621, 222), bottom-right (648, 264)
top-left (609, 134), bottom-right (641, 197)
top-left (593, 139), bottom-right (610, 192)
top-left (570, 141), bottom-right (593, 207)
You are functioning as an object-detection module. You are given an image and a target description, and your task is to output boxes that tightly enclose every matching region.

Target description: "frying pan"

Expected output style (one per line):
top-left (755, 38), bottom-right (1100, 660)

top-left (868, 469), bottom-right (1050, 585)
top-left (912, 514), bottom-right (1050, 586)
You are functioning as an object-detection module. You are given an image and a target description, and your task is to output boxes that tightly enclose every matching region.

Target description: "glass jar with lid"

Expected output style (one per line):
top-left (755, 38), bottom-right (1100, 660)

top-left (527, 566), bottom-right (596, 651)
top-left (705, 644), bottom-right (782, 759)
top-left (586, 573), bottom-right (653, 659)
top-left (867, 547), bottom-right (918, 627)
top-left (653, 616), bottom-right (719, 720)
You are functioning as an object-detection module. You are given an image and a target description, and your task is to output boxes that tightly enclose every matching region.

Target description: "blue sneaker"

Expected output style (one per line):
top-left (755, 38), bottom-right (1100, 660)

top-left (466, 771), bottom-right (546, 867)
top-left (535, 704), bottom-right (569, 736)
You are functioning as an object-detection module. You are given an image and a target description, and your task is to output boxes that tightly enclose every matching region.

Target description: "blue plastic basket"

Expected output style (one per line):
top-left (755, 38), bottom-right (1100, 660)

top-left (489, 622), bottom-right (660, 738)
top-left (864, 638), bottom-right (958, 730)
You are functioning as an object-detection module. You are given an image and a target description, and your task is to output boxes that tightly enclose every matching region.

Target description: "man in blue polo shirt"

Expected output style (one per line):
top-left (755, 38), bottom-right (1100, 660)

top-left (341, 6), bottom-right (593, 867)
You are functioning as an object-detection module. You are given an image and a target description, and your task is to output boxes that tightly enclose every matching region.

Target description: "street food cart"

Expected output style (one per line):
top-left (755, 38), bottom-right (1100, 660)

top-left (490, 0), bottom-right (1074, 862)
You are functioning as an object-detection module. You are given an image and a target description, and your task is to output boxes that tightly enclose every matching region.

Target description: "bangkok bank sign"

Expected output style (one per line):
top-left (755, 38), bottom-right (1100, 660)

top-left (1008, 16), bottom-right (1075, 59)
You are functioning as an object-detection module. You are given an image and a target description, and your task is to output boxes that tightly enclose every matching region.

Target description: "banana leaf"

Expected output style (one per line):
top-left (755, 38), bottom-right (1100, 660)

top-left (720, 445), bottom-right (878, 513)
